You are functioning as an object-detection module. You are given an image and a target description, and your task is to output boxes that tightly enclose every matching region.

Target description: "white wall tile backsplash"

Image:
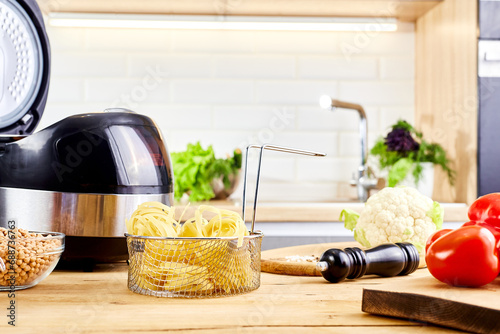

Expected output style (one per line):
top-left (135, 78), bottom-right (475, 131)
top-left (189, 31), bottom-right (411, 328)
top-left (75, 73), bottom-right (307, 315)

top-left (297, 56), bottom-right (378, 80)
top-left (339, 81), bottom-right (414, 105)
top-left (51, 53), bottom-right (127, 77)
top-left (254, 31), bottom-right (338, 54)
top-left (46, 78), bottom-right (84, 102)
top-left (172, 30), bottom-right (255, 53)
top-left (129, 55), bottom-right (212, 77)
top-left (214, 55), bottom-right (296, 79)
top-left (380, 56), bottom-right (415, 80)
top-left (41, 23), bottom-right (415, 202)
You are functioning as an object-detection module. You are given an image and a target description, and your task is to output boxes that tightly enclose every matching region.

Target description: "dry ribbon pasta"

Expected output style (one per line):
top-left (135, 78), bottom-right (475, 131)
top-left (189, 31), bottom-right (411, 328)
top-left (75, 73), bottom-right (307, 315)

top-left (126, 202), bottom-right (249, 246)
top-left (126, 202), bottom-right (253, 294)
top-left (126, 201), bottom-right (180, 237)
top-left (179, 205), bottom-right (248, 247)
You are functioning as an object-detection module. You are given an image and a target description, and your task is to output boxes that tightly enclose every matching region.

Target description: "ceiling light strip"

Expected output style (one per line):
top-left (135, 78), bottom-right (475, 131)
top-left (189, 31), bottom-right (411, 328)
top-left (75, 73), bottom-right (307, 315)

top-left (48, 13), bottom-right (398, 32)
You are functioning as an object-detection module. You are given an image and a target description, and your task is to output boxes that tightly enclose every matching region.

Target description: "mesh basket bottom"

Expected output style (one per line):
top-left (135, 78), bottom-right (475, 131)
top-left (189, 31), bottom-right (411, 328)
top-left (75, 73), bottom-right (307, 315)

top-left (128, 282), bottom-right (259, 298)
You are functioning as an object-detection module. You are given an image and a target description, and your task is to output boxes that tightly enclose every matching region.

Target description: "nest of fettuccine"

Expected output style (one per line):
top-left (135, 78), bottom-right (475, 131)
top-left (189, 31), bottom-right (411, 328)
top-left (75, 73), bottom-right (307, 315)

top-left (125, 202), bottom-right (262, 297)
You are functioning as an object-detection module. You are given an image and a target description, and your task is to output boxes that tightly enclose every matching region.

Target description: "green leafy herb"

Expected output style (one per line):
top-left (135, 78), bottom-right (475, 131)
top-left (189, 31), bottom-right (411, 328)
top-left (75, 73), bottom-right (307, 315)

top-left (387, 158), bottom-right (413, 187)
top-left (370, 120), bottom-right (455, 187)
top-left (171, 142), bottom-right (242, 201)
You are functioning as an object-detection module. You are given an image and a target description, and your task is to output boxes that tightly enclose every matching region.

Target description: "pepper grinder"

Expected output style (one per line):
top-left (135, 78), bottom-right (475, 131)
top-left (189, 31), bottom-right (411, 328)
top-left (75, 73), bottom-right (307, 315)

top-left (316, 242), bottom-right (420, 283)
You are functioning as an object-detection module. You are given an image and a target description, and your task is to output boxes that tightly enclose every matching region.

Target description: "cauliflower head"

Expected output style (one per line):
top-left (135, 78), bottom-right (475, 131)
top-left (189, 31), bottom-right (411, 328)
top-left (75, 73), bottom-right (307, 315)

top-left (341, 187), bottom-right (443, 255)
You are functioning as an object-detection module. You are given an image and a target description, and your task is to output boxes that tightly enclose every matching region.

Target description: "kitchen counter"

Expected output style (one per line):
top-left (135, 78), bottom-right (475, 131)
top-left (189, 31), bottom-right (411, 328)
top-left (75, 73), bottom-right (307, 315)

top-left (2, 262), bottom-right (458, 332)
top-left (176, 200), bottom-right (469, 223)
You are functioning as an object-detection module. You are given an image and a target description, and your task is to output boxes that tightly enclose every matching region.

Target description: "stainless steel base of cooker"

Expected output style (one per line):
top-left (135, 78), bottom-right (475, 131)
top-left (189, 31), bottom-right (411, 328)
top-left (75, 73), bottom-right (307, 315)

top-left (0, 187), bottom-right (173, 237)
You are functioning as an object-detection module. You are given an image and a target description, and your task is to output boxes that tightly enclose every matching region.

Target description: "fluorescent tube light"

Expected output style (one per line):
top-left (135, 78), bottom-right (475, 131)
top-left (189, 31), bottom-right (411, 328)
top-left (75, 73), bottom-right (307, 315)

top-left (48, 13), bottom-right (398, 32)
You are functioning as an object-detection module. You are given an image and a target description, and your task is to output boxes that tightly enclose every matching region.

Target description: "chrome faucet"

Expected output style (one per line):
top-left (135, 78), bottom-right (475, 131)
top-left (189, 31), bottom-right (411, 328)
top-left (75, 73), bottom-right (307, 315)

top-left (319, 96), bottom-right (380, 202)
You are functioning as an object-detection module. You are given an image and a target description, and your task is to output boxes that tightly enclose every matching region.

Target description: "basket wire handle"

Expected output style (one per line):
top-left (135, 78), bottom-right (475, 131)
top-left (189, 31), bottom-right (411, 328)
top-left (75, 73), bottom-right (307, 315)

top-left (242, 144), bottom-right (326, 233)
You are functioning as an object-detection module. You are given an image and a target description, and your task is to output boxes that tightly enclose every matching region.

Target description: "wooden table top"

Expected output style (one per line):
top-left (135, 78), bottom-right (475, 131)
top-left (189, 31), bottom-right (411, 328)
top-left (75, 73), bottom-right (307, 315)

top-left (0, 263), bottom-right (459, 333)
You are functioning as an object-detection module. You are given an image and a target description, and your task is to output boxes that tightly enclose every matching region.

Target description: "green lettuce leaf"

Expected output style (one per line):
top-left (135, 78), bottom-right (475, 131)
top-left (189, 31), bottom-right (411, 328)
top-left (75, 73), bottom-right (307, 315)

top-left (340, 209), bottom-right (370, 246)
top-left (354, 228), bottom-right (371, 248)
top-left (340, 209), bottom-right (360, 231)
top-left (172, 142), bottom-right (216, 201)
top-left (412, 241), bottom-right (425, 255)
top-left (171, 142), bottom-right (241, 201)
top-left (426, 201), bottom-right (444, 230)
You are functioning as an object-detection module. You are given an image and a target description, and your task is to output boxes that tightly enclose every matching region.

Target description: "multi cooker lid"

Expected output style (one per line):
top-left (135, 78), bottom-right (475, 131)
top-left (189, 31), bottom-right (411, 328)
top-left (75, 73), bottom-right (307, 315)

top-left (0, 0), bottom-right (50, 135)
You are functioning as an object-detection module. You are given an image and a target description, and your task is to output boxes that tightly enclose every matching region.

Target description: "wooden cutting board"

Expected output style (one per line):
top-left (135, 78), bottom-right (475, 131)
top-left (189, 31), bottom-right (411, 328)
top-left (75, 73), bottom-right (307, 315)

top-left (362, 275), bottom-right (500, 334)
top-left (261, 242), bottom-right (426, 276)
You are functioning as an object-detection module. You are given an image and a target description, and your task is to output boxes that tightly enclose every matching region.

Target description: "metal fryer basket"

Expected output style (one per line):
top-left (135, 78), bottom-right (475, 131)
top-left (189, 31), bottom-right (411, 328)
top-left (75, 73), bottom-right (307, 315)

top-left (126, 232), bottom-right (263, 298)
top-left (125, 143), bottom-right (324, 298)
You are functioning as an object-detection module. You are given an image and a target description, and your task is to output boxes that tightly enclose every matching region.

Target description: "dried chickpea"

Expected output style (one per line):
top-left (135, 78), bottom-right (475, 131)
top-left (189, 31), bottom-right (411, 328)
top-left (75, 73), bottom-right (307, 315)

top-left (0, 228), bottom-right (63, 288)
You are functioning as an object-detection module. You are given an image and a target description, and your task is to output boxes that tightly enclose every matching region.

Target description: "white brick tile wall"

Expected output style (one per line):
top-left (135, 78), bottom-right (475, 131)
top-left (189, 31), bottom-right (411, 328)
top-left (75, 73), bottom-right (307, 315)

top-left (297, 157), bottom-right (359, 182)
top-left (128, 55), bottom-right (212, 78)
top-left (241, 183), bottom-right (341, 202)
top-left (298, 56), bottom-right (378, 80)
top-left (172, 79), bottom-right (254, 104)
top-left (42, 23), bottom-right (415, 202)
top-left (249, 157), bottom-right (296, 183)
top-left (85, 78), bottom-right (170, 104)
top-left (213, 106), bottom-right (296, 130)
top-left (270, 132), bottom-right (338, 157)
top-left (339, 131), bottom-right (381, 160)
top-left (256, 81), bottom-right (338, 105)
top-left (254, 31), bottom-right (337, 54)
top-left (52, 53), bottom-right (127, 77)
top-left (86, 29), bottom-right (171, 51)
top-left (169, 130), bottom-right (253, 156)
top-left (214, 55), bottom-right (295, 79)
top-left (367, 109), bottom-right (382, 133)
top-left (171, 30), bottom-right (254, 53)
top-left (339, 81), bottom-right (414, 105)
top-left (45, 27), bottom-right (85, 51)
top-left (141, 105), bottom-right (212, 131)
top-left (46, 78), bottom-right (84, 103)
top-left (297, 107), bottom-right (352, 131)
top-left (380, 57), bottom-right (415, 80)
top-left (336, 31), bottom-right (415, 56)
top-left (379, 106), bottom-right (415, 130)
top-left (296, 106), bottom-right (379, 131)
top-left (39, 103), bottom-right (106, 129)
top-left (339, 132), bottom-right (362, 158)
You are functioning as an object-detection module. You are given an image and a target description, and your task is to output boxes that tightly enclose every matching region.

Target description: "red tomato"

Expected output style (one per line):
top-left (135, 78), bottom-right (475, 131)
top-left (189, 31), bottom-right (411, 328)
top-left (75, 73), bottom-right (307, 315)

top-left (468, 193), bottom-right (500, 229)
top-left (462, 221), bottom-right (500, 248)
top-left (426, 226), bottom-right (499, 287)
top-left (425, 229), bottom-right (452, 253)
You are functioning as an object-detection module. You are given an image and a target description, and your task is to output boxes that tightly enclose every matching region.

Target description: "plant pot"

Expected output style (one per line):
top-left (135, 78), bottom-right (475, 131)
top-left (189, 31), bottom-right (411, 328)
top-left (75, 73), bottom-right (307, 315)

top-left (398, 162), bottom-right (434, 198)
